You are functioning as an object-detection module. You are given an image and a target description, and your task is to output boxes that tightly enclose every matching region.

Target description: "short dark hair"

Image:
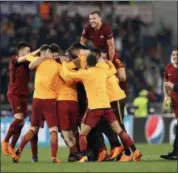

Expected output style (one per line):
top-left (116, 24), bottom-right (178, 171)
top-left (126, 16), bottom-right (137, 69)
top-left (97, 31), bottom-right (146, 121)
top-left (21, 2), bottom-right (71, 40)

top-left (40, 44), bottom-right (49, 52)
top-left (86, 54), bottom-right (97, 67)
top-left (90, 11), bottom-right (101, 17)
top-left (16, 42), bottom-right (31, 52)
top-left (172, 47), bottom-right (178, 51)
top-left (90, 48), bottom-right (101, 59)
top-left (49, 43), bottom-right (61, 53)
top-left (68, 42), bottom-right (89, 51)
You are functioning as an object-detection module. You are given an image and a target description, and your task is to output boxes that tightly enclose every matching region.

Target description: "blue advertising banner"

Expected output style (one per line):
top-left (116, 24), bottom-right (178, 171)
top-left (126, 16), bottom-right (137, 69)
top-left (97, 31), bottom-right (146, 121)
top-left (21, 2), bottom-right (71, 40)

top-left (1, 115), bottom-right (133, 147)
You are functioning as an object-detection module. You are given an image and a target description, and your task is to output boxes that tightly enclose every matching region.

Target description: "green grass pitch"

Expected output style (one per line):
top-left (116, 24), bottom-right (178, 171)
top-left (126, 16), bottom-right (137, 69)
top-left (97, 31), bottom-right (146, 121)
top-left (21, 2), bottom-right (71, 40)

top-left (1, 144), bottom-right (177, 172)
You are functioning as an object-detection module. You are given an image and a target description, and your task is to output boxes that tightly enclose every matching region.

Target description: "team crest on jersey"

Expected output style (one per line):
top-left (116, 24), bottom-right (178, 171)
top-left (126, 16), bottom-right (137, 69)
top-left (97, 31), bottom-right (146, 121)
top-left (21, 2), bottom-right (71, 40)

top-left (100, 35), bottom-right (104, 39)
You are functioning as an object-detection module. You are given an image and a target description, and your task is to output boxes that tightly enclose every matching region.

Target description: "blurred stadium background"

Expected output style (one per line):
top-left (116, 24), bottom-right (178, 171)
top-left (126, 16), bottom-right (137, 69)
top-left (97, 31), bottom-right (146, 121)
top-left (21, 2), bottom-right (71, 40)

top-left (0, 1), bottom-right (177, 148)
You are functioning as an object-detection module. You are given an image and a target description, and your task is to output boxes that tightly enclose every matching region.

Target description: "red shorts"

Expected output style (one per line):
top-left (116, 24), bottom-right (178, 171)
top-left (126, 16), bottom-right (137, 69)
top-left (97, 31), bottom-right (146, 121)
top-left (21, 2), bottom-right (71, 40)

top-left (82, 108), bottom-right (117, 128)
top-left (31, 98), bottom-right (58, 128)
top-left (57, 101), bottom-right (79, 131)
top-left (7, 95), bottom-right (28, 116)
top-left (171, 97), bottom-right (178, 118)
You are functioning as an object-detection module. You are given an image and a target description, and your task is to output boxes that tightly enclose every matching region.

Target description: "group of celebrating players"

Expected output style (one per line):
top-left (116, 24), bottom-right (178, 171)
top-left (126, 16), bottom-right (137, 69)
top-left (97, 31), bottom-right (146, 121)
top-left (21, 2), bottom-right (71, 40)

top-left (1, 10), bottom-right (178, 163)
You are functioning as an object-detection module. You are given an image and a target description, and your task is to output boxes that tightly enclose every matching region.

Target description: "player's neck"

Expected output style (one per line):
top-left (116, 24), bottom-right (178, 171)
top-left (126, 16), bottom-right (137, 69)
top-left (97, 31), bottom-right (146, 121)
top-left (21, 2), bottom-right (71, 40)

top-left (95, 22), bottom-right (102, 30)
top-left (173, 63), bottom-right (178, 68)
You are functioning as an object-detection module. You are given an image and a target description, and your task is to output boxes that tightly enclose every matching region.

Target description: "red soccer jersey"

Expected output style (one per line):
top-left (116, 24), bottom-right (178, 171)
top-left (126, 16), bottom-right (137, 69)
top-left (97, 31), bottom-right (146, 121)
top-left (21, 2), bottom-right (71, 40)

top-left (7, 56), bottom-right (30, 96)
top-left (164, 64), bottom-right (178, 98)
top-left (82, 23), bottom-right (118, 59)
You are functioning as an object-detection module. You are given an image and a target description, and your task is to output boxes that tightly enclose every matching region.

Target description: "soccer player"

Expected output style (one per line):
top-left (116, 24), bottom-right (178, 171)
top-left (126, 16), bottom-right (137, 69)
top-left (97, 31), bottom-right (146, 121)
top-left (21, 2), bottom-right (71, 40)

top-left (14, 44), bottom-right (61, 163)
top-left (161, 49), bottom-right (178, 160)
top-left (2, 42), bottom-right (38, 162)
top-left (62, 54), bottom-right (142, 163)
top-left (56, 56), bottom-right (80, 162)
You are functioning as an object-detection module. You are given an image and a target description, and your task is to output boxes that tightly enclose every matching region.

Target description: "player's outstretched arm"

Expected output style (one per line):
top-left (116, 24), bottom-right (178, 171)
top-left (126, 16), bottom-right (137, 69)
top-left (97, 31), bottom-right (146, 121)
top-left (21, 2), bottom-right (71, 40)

top-left (62, 62), bottom-right (84, 81)
top-left (107, 38), bottom-right (115, 61)
top-left (28, 56), bottom-right (45, 70)
top-left (17, 49), bottom-right (40, 63)
top-left (106, 60), bottom-right (117, 77)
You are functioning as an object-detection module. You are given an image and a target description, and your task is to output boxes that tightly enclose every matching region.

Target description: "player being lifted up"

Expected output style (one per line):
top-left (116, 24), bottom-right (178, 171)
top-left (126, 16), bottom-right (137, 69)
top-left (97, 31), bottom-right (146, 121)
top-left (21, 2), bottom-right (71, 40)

top-left (62, 54), bottom-right (142, 162)
top-left (2, 42), bottom-right (39, 162)
top-left (14, 44), bottom-right (61, 163)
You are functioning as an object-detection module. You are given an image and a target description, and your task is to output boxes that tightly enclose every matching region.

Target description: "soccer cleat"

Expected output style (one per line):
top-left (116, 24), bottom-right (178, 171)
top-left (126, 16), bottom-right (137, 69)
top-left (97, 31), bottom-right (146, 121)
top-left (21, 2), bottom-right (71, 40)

top-left (78, 156), bottom-right (88, 163)
top-left (98, 149), bottom-right (108, 162)
top-left (1, 140), bottom-right (10, 155)
top-left (160, 152), bottom-right (178, 160)
top-left (133, 150), bottom-right (142, 162)
top-left (12, 148), bottom-right (21, 163)
top-left (119, 154), bottom-right (133, 162)
top-left (51, 157), bottom-right (62, 163)
top-left (107, 146), bottom-right (124, 161)
top-left (32, 156), bottom-right (38, 163)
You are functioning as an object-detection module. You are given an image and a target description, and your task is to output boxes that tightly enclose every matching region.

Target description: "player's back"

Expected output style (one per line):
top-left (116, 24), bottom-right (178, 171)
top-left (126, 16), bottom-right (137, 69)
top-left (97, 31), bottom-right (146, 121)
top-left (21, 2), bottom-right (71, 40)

top-left (7, 56), bottom-right (30, 96)
top-left (34, 59), bottom-right (59, 99)
top-left (82, 66), bottom-right (110, 109)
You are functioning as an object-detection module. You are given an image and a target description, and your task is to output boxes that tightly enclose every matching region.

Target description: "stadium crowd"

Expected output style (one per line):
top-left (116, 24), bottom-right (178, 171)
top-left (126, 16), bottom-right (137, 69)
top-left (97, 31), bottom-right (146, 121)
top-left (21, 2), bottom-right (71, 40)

top-left (0, 2), bottom-right (174, 105)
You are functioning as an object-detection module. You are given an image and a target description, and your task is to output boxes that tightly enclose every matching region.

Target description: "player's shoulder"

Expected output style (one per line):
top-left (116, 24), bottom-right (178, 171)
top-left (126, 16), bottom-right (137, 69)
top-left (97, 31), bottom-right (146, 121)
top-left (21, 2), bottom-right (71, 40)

top-left (84, 24), bottom-right (92, 30)
top-left (102, 22), bottom-right (112, 30)
top-left (165, 64), bottom-right (173, 70)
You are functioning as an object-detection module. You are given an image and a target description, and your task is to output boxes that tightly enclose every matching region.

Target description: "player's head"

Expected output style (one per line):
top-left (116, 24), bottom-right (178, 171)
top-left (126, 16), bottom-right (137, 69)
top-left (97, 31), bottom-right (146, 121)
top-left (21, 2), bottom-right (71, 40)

top-left (90, 48), bottom-right (101, 60)
top-left (40, 44), bottom-right (50, 57)
top-left (86, 54), bottom-right (98, 67)
top-left (89, 11), bottom-right (102, 28)
top-left (171, 48), bottom-right (178, 65)
top-left (67, 42), bottom-right (90, 59)
top-left (16, 42), bottom-right (31, 57)
top-left (49, 43), bottom-right (61, 59)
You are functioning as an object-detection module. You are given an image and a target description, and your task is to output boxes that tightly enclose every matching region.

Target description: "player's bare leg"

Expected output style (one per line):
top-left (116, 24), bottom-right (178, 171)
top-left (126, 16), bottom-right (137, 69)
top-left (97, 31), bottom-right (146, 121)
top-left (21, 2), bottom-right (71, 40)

top-left (62, 130), bottom-right (79, 162)
top-left (2, 113), bottom-right (24, 157)
top-left (110, 121), bottom-right (142, 161)
top-left (49, 127), bottom-right (61, 163)
top-left (14, 126), bottom-right (39, 163)
top-left (78, 123), bottom-right (92, 163)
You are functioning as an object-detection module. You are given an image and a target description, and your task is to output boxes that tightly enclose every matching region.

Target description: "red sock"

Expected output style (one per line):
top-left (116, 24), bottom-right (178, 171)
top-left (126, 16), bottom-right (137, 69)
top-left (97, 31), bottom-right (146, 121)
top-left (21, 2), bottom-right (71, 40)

top-left (69, 145), bottom-right (78, 154)
top-left (79, 134), bottom-right (87, 152)
top-left (50, 131), bottom-right (58, 158)
top-left (4, 119), bottom-right (23, 142)
top-left (19, 130), bottom-right (35, 152)
top-left (119, 130), bottom-right (134, 148)
top-left (31, 133), bottom-right (38, 157)
top-left (10, 124), bottom-right (23, 148)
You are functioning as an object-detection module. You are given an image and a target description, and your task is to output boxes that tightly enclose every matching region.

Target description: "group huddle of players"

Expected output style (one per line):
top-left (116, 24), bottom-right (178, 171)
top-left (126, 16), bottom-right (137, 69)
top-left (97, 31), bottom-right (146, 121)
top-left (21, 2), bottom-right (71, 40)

top-left (2, 10), bottom-right (144, 164)
top-left (1, 41), bottom-right (142, 163)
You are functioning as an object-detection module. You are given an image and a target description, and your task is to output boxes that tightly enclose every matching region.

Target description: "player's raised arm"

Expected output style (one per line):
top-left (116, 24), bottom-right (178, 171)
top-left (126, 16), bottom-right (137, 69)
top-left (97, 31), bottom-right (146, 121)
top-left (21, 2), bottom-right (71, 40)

top-left (163, 67), bottom-right (170, 106)
top-left (80, 26), bottom-right (89, 45)
top-left (62, 62), bottom-right (85, 81)
top-left (17, 49), bottom-right (40, 63)
top-left (106, 60), bottom-right (117, 77)
top-left (29, 45), bottom-right (49, 70)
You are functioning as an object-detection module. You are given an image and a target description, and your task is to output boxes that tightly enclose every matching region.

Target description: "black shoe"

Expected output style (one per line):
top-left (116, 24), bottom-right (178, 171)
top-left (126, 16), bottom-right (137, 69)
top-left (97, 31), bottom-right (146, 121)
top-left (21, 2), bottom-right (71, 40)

top-left (32, 156), bottom-right (38, 163)
top-left (160, 152), bottom-right (178, 160)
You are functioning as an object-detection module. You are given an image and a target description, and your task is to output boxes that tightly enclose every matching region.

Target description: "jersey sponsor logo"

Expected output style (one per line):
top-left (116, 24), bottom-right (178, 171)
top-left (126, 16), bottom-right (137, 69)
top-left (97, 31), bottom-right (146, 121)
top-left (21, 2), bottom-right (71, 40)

top-left (100, 35), bottom-right (104, 39)
top-left (145, 115), bottom-right (165, 144)
top-left (168, 74), bottom-right (172, 76)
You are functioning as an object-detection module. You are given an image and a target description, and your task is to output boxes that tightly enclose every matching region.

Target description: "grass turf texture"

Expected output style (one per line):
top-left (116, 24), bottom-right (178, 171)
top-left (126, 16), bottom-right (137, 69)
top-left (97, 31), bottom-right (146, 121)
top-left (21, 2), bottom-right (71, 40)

top-left (1, 144), bottom-right (177, 172)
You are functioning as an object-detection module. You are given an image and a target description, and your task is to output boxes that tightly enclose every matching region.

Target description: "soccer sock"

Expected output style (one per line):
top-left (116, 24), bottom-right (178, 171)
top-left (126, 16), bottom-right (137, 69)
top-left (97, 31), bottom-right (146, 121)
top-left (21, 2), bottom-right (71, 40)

top-left (31, 133), bottom-right (38, 158)
top-left (173, 124), bottom-right (178, 155)
top-left (10, 124), bottom-right (24, 148)
top-left (119, 130), bottom-right (135, 150)
top-left (50, 131), bottom-right (58, 158)
top-left (79, 134), bottom-right (87, 152)
top-left (4, 119), bottom-right (24, 143)
top-left (69, 145), bottom-right (78, 154)
top-left (19, 129), bottom-right (35, 152)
